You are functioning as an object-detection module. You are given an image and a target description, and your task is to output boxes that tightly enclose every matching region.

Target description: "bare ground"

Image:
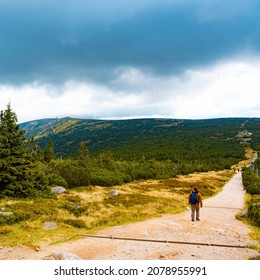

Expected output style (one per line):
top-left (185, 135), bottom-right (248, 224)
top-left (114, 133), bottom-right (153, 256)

top-left (0, 172), bottom-right (259, 260)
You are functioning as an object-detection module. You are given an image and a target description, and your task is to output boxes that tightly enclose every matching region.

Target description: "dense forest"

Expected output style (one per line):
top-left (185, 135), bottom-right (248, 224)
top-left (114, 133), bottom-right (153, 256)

top-left (1, 104), bottom-right (260, 198)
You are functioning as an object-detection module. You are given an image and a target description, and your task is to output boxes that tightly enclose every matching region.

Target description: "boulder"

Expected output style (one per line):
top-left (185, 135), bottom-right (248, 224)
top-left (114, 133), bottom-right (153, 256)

top-left (109, 190), bottom-right (119, 197)
top-left (72, 205), bottom-right (83, 209)
top-left (0, 211), bottom-right (13, 216)
top-left (43, 222), bottom-right (57, 230)
top-left (52, 252), bottom-right (82, 260)
top-left (240, 209), bottom-right (248, 217)
top-left (51, 186), bottom-right (66, 194)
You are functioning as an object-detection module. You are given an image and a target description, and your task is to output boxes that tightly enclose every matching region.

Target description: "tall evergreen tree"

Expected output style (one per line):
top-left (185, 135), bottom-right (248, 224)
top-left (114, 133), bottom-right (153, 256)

top-left (0, 104), bottom-right (52, 198)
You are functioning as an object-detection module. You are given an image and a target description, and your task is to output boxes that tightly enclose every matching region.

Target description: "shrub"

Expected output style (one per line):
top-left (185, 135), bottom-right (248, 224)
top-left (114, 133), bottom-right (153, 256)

top-left (90, 168), bottom-right (124, 186)
top-left (61, 204), bottom-right (86, 217)
top-left (247, 203), bottom-right (260, 226)
top-left (247, 182), bottom-right (260, 195)
top-left (1, 170), bottom-right (54, 199)
top-left (49, 160), bottom-right (91, 188)
top-left (63, 219), bottom-right (86, 228)
top-left (242, 168), bottom-right (260, 194)
top-left (47, 173), bottom-right (68, 188)
top-left (242, 169), bottom-right (257, 189)
top-left (0, 212), bottom-right (31, 226)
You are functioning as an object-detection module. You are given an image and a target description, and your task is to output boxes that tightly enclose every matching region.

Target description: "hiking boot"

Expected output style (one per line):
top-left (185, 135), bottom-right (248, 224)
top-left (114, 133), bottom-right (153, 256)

top-left (196, 218), bottom-right (200, 221)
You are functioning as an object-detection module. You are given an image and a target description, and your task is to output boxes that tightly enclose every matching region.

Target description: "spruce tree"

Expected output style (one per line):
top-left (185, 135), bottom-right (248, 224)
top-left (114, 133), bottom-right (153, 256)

top-left (0, 104), bottom-right (52, 198)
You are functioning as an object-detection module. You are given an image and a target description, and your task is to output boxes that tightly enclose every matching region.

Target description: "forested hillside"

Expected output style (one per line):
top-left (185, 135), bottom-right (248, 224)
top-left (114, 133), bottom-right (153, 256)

top-left (15, 117), bottom-right (259, 189)
top-left (21, 117), bottom-right (255, 165)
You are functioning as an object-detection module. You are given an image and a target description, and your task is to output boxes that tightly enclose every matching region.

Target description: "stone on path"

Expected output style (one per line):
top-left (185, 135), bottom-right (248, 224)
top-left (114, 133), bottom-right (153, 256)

top-left (52, 252), bottom-right (82, 260)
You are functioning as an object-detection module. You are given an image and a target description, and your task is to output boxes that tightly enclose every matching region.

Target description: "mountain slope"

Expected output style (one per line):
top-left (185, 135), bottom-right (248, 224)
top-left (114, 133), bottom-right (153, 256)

top-left (19, 118), bottom-right (260, 169)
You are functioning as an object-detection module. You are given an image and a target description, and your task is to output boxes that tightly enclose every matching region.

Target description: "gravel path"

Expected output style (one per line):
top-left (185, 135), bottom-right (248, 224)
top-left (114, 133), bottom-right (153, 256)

top-left (0, 172), bottom-right (259, 260)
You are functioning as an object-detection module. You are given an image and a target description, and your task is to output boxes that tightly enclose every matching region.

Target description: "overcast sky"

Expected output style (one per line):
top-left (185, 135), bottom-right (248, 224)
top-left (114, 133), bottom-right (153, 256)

top-left (1, 0), bottom-right (260, 123)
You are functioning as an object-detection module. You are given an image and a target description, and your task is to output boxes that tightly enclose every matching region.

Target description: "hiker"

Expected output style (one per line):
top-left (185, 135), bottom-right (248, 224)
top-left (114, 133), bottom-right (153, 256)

top-left (188, 187), bottom-right (203, 221)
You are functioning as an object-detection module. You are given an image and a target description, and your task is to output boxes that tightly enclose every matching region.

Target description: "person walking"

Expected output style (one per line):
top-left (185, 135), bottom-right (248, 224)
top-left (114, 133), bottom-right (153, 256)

top-left (188, 187), bottom-right (203, 221)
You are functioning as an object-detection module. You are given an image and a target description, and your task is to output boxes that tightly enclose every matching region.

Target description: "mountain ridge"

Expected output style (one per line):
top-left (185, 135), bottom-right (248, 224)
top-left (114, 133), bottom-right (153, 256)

top-left (19, 117), bottom-right (260, 162)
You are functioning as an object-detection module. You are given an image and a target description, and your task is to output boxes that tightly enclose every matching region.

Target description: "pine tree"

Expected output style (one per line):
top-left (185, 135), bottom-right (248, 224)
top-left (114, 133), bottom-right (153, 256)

top-left (0, 104), bottom-right (52, 198)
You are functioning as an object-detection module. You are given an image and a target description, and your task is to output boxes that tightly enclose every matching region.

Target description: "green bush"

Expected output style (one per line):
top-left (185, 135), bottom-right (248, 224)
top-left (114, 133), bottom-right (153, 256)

top-left (47, 173), bottom-right (68, 188)
top-left (1, 169), bottom-right (54, 199)
top-left (49, 160), bottom-right (91, 188)
top-left (63, 219), bottom-right (86, 228)
top-left (90, 168), bottom-right (124, 186)
top-left (242, 168), bottom-right (260, 195)
top-left (242, 169), bottom-right (257, 189)
top-left (247, 203), bottom-right (260, 226)
top-left (247, 182), bottom-right (260, 195)
top-left (61, 204), bottom-right (86, 217)
top-left (0, 212), bottom-right (31, 226)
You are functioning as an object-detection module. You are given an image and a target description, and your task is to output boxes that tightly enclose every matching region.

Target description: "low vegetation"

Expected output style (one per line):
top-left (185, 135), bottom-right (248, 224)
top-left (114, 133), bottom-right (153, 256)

top-left (242, 159), bottom-right (260, 226)
top-left (240, 157), bottom-right (260, 250)
top-left (0, 170), bottom-right (233, 247)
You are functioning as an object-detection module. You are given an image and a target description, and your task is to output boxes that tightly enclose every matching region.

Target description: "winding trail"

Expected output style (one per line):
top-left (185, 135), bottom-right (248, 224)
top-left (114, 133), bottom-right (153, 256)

top-left (0, 172), bottom-right (259, 260)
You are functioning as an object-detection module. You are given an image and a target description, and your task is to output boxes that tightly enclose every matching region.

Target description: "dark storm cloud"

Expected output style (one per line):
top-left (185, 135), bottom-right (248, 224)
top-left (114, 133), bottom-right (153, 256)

top-left (1, 0), bottom-right (260, 84)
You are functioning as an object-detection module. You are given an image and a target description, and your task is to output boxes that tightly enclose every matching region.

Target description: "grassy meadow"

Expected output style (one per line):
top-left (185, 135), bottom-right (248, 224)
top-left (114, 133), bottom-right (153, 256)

top-left (0, 169), bottom-right (234, 248)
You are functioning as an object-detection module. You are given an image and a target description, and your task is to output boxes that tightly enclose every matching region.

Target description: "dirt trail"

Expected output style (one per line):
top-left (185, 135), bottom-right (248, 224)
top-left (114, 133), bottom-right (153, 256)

top-left (0, 172), bottom-right (259, 260)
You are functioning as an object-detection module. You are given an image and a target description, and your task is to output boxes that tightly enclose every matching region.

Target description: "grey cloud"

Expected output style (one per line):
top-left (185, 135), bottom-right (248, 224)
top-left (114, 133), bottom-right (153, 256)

top-left (1, 0), bottom-right (260, 85)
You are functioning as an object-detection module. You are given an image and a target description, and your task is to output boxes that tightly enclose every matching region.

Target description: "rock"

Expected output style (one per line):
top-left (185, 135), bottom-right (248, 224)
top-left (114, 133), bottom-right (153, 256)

top-left (0, 211), bottom-right (13, 216)
top-left (240, 209), bottom-right (248, 217)
top-left (51, 186), bottom-right (66, 194)
top-left (72, 205), bottom-right (83, 209)
top-left (109, 190), bottom-right (119, 197)
top-left (43, 222), bottom-right (57, 230)
top-left (52, 252), bottom-right (82, 260)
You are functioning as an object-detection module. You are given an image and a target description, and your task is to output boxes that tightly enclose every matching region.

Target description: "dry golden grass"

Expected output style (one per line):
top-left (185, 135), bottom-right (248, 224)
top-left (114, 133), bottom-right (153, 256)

top-left (0, 168), bottom-right (236, 247)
